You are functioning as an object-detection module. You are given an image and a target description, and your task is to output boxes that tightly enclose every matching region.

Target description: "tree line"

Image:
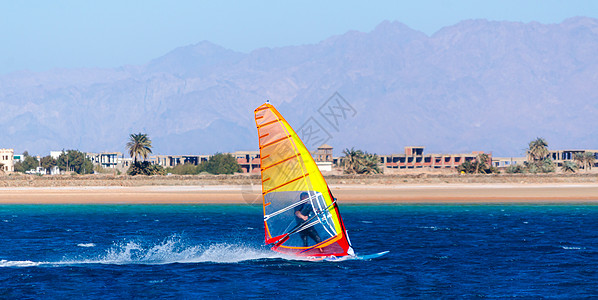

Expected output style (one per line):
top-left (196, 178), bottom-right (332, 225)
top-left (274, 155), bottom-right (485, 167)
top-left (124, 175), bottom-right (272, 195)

top-left (340, 137), bottom-right (596, 175)
top-left (8, 134), bottom-right (594, 176)
top-left (126, 133), bottom-right (241, 176)
top-left (8, 133), bottom-right (243, 176)
top-left (13, 150), bottom-right (94, 175)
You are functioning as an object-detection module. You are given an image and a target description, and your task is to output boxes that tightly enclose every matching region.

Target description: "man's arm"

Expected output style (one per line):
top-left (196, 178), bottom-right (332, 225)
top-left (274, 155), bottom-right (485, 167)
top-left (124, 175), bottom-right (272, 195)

top-left (295, 210), bottom-right (308, 221)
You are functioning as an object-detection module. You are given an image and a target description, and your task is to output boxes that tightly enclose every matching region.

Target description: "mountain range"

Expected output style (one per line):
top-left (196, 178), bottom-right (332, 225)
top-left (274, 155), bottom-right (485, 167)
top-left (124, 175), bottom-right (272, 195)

top-left (2, 17), bottom-right (598, 157)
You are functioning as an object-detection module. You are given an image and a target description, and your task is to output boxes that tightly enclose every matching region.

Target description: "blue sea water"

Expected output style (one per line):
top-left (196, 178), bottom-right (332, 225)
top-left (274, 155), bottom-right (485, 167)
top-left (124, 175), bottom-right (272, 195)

top-left (1, 203), bottom-right (597, 298)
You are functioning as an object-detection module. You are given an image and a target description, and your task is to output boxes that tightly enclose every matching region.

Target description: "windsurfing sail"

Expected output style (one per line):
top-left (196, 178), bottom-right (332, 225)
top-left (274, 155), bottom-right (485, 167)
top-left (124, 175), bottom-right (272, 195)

top-left (254, 102), bottom-right (354, 257)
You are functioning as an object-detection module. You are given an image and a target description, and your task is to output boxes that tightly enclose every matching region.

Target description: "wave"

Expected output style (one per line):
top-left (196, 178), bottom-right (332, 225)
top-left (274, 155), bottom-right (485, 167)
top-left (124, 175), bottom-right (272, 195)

top-left (1, 235), bottom-right (282, 268)
top-left (0, 259), bottom-right (41, 267)
top-left (1, 235), bottom-right (380, 267)
top-left (562, 246), bottom-right (582, 250)
top-left (418, 226), bottom-right (451, 231)
top-left (78, 237), bottom-right (280, 265)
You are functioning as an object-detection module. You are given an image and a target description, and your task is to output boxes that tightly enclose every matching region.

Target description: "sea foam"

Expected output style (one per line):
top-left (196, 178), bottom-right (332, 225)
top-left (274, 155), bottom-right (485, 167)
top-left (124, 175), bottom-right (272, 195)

top-left (1, 236), bottom-right (283, 267)
top-left (69, 235), bottom-right (280, 265)
top-left (0, 259), bottom-right (41, 267)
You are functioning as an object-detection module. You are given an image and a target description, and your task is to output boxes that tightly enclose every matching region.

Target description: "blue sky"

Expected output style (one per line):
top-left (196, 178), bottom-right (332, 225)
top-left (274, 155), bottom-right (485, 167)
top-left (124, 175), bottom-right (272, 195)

top-left (1, 0), bottom-right (597, 75)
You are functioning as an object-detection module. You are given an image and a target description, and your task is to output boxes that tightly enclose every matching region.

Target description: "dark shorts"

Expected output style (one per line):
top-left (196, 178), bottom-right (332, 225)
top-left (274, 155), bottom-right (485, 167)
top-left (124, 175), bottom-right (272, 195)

top-left (299, 226), bottom-right (321, 247)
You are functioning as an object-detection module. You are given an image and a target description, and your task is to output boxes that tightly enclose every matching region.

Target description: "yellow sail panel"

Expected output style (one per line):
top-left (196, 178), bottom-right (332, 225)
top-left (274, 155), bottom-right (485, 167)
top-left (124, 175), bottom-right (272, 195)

top-left (254, 102), bottom-right (350, 257)
top-left (256, 104), bottom-right (311, 195)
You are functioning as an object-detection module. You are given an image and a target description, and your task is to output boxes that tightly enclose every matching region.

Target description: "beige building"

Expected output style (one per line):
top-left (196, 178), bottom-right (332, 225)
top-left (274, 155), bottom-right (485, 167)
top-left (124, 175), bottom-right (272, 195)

top-left (487, 149), bottom-right (598, 170)
top-left (492, 157), bottom-right (527, 169)
top-left (150, 152), bottom-right (261, 174)
top-left (547, 149), bottom-right (598, 168)
top-left (380, 146), bottom-right (492, 170)
top-left (0, 149), bottom-right (14, 173)
top-left (314, 144), bottom-right (333, 162)
top-left (151, 154), bottom-right (210, 168)
top-left (313, 144), bottom-right (334, 172)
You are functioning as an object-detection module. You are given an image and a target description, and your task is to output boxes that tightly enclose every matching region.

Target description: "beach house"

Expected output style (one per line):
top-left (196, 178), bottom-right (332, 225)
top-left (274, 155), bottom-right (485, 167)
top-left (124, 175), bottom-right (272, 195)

top-left (0, 148), bottom-right (14, 172)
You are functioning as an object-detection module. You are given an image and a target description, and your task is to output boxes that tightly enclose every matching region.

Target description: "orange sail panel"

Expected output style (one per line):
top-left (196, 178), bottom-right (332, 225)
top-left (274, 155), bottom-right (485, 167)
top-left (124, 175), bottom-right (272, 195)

top-left (254, 102), bottom-right (352, 257)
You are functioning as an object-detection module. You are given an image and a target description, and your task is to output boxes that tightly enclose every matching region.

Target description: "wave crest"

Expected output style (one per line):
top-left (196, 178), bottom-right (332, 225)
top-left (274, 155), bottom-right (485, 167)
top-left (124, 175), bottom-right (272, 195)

top-left (73, 236), bottom-right (279, 265)
top-left (1, 235), bottom-right (283, 267)
top-left (0, 259), bottom-right (40, 267)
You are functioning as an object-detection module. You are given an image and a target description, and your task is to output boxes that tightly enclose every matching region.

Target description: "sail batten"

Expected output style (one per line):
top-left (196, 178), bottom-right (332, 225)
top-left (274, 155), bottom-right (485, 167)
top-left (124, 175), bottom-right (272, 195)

top-left (262, 173), bottom-right (308, 194)
top-left (256, 119), bottom-right (279, 129)
top-left (261, 153), bottom-right (300, 171)
top-left (254, 102), bottom-right (352, 257)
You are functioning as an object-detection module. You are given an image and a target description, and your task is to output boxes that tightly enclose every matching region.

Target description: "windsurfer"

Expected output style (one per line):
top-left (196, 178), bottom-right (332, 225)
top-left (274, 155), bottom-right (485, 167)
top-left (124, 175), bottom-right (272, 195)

top-left (294, 192), bottom-right (322, 247)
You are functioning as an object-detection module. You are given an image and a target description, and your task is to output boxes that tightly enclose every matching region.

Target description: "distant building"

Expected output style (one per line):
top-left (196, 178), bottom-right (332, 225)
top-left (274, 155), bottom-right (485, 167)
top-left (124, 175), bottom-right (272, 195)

top-left (0, 149), bottom-right (14, 173)
top-left (50, 151), bottom-right (64, 160)
top-left (379, 146), bottom-right (492, 170)
top-left (152, 154), bottom-right (210, 168)
top-left (234, 151), bottom-right (260, 173)
top-left (116, 157), bottom-right (132, 172)
top-left (27, 166), bottom-right (51, 175)
top-left (150, 152), bottom-right (262, 174)
top-left (493, 149), bottom-right (598, 170)
top-left (314, 144), bottom-right (333, 162)
top-left (492, 157), bottom-right (526, 169)
top-left (313, 144), bottom-right (334, 172)
top-left (232, 145), bottom-right (335, 174)
top-left (547, 149), bottom-right (598, 168)
top-left (316, 161), bottom-right (333, 172)
top-left (86, 152), bottom-right (122, 169)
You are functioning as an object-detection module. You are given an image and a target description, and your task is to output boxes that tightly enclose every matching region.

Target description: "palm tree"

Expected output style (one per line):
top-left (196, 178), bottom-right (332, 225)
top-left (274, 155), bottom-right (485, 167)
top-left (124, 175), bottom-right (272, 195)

top-left (528, 137), bottom-right (549, 162)
top-left (575, 152), bottom-right (596, 171)
top-left (475, 153), bottom-right (490, 174)
top-left (342, 148), bottom-right (363, 174)
top-left (574, 152), bottom-right (585, 170)
top-left (362, 152), bottom-right (381, 174)
top-left (586, 152), bottom-right (596, 170)
top-left (561, 161), bottom-right (578, 173)
top-left (127, 133), bottom-right (152, 163)
top-left (341, 148), bottom-right (381, 174)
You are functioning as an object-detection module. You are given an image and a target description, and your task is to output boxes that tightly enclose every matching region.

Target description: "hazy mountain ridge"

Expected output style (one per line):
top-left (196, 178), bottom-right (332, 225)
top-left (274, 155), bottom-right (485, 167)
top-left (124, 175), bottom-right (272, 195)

top-left (2, 17), bottom-right (598, 156)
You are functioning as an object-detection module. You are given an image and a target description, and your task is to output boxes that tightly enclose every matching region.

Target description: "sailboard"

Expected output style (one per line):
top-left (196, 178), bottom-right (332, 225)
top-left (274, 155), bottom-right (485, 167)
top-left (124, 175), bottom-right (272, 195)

top-left (318, 251), bottom-right (390, 262)
top-left (254, 101), bottom-right (354, 258)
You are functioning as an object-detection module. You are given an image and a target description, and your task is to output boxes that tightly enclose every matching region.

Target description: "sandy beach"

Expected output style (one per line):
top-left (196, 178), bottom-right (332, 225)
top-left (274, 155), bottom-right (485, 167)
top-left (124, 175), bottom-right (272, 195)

top-left (1, 183), bottom-right (597, 204)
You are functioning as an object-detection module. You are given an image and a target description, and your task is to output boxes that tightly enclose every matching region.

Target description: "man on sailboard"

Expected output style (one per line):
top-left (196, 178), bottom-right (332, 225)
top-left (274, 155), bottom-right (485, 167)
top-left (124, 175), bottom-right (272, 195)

top-left (294, 192), bottom-right (322, 247)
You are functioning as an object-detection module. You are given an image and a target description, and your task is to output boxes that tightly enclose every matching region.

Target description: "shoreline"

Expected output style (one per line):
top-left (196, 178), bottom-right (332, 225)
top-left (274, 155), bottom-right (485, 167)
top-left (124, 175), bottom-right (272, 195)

top-left (1, 173), bottom-right (598, 188)
top-left (0, 183), bottom-right (597, 204)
